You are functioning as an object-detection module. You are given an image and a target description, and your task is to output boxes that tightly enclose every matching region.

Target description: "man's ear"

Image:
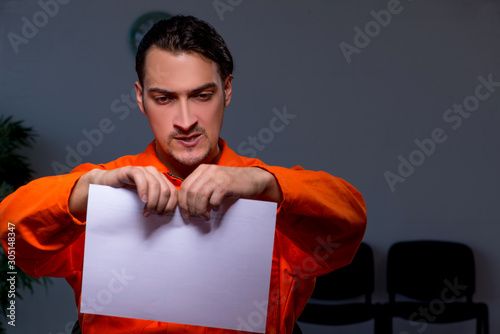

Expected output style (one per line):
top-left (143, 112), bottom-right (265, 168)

top-left (135, 81), bottom-right (146, 115)
top-left (223, 75), bottom-right (233, 108)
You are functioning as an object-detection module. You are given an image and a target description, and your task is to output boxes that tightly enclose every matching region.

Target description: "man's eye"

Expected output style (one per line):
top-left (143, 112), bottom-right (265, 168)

top-left (196, 93), bottom-right (213, 101)
top-left (154, 96), bottom-right (171, 104)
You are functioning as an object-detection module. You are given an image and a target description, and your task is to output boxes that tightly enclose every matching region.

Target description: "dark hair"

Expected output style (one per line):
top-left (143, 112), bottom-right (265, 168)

top-left (135, 15), bottom-right (234, 85)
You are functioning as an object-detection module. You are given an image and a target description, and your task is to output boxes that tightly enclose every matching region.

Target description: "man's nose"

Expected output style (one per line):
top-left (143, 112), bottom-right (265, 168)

top-left (173, 99), bottom-right (197, 131)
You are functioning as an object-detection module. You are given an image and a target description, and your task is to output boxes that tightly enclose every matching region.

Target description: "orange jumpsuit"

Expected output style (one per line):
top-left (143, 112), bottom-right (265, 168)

top-left (0, 139), bottom-right (367, 333)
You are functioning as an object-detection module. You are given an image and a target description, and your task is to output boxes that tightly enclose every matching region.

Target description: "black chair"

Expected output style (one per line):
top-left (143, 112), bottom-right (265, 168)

top-left (297, 242), bottom-right (382, 332)
top-left (383, 240), bottom-right (489, 333)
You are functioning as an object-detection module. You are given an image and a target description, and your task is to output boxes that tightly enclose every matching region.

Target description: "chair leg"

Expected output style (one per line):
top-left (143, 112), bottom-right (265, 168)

top-left (483, 306), bottom-right (489, 334)
top-left (374, 317), bottom-right (389, 334)
top-left (375, 309), bottom-right (392, 334)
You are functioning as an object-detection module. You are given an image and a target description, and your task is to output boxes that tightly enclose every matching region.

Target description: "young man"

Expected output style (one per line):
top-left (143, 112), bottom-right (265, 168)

top-left (0, 15), bottom-right (367, 333)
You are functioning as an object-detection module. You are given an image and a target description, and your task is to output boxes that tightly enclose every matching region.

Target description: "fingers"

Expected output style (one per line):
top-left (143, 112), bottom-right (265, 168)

top-left (178, 168), bottom-right (207, 220)
top-left (96, 166), bottom-right (178, 217)
top-left (130, 167), bottom-right (178, 217)
top-left (178, 165), bottom-right (234, 220)
top-left (97, 164), bottom-right (275, 220)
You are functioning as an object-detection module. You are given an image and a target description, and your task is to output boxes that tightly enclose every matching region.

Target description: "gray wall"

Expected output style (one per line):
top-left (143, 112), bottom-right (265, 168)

top-left (1, 0), bottom-right (500, 333)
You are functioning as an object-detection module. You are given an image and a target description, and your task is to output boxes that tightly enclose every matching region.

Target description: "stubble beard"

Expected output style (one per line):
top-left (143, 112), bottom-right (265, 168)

top-left (166, 142), bottom-right (213, 167)
top-left (166, 128), bottom-right (213, 167)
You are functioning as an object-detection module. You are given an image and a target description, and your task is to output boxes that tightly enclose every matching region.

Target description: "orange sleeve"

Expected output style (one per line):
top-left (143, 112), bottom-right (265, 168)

top-left (261, 165), bottom-right (367, 277)
top-left (0, 172), bottom-right (86, 278)
top-left (0, 149), bottom-right (150, 279)
top-left (0, 153), bottom-right (142, 279)
top-left (0, 159), bottom-right (111, 278)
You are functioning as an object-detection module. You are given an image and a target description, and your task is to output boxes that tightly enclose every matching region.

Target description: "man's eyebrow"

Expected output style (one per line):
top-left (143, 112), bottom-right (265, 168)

top-left (189, 82), bottom-right (217, 93)
top-left (148, 83), bottom-right (218, 95)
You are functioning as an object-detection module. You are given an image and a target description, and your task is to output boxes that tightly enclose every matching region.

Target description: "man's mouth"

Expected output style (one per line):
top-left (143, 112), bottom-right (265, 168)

top-left (179, 135), bottom-right (198, 141)
top-left (174, 133), bottom-right (202, 146)
top-left (176, 133), bottom-right (199, 141)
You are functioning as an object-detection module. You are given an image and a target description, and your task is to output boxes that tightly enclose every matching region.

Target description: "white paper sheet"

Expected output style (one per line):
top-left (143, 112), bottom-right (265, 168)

top-left (80, 184), bottom-right (277, 333)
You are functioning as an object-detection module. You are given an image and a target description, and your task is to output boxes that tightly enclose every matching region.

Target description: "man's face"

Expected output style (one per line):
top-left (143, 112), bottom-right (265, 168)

top-left (135, 48), bottom-right (232, 176)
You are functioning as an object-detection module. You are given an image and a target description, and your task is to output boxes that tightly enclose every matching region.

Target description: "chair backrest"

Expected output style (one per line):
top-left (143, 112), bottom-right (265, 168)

top-left (387, 240), bottom-right (475, 303)
top-left (311, 242), bottom-right (374, 302)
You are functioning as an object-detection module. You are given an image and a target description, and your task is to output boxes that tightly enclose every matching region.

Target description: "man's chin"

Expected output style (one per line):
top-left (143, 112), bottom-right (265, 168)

top-left (174, 157), bottom-right (205, 167)
top-left (169, 151), bottom-right (212, 167)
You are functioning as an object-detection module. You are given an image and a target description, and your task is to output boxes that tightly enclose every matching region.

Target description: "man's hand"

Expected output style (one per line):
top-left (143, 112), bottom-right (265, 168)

top-left (69, 166), bottom-right (178, 221)
top-left (177, 165), bottom-right (283, 220)
top-left (69, 165), bottom-right (282, 222)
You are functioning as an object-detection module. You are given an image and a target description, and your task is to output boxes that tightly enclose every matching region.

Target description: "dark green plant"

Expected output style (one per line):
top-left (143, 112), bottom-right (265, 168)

top-left (0, 115), bottom-right (36, 195)
top-left (0, 115), bottom-right (52, 332)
